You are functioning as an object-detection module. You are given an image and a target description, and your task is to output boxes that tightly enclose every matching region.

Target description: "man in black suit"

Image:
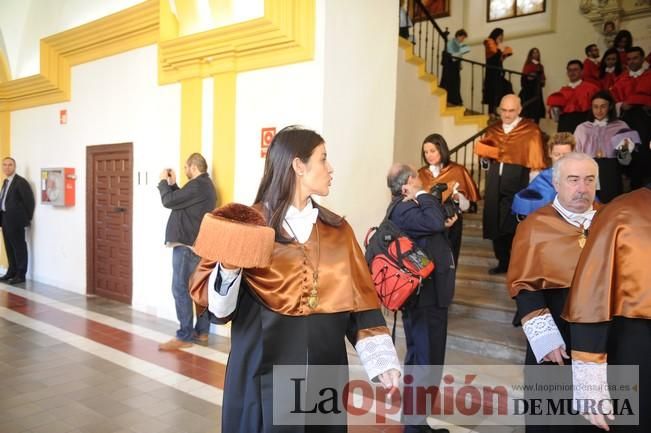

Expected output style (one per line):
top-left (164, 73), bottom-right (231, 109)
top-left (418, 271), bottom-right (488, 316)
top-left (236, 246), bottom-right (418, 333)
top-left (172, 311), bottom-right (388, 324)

top-left (386, 163), bottom-right (457, 433)
top-left (0, 157), bottom-right (35, 285)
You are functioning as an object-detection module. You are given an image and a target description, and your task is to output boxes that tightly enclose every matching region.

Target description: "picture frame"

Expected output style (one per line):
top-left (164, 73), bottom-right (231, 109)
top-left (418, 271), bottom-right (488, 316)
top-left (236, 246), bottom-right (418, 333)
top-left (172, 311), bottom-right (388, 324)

top-left (412, 0), bottom-right (451, 22)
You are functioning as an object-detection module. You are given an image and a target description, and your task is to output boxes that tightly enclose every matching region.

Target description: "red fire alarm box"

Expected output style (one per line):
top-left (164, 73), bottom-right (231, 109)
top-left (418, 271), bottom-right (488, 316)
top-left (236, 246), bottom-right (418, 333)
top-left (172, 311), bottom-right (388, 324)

top-left (41, 167), bottom-right (76, 207)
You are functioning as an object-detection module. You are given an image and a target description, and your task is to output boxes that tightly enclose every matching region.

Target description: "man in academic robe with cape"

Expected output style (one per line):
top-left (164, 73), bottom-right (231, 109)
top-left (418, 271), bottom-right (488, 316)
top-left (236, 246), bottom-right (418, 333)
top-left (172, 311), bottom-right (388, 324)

top-left (475, 94), bottom-right (546, 274)
top-left (508, 152), bottom-right (600, 432)
top-left (564, 183), bottom-right (651, 432)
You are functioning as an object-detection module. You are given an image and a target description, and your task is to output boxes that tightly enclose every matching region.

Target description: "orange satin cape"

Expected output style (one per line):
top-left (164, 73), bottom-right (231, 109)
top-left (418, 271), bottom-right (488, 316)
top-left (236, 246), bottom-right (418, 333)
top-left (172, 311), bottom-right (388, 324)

top-left (507, 204), bottom-right (599, 298)
top-left (562, 187), bottom-right (651, 323)
top-left (484, 38), bottom-right (512, 60)
top-left (190, 206), bottom-right (382, 317)
top-left (418, 163), bottom-right (481, 203)
top-left (474, 119), bottom-right (547, 170)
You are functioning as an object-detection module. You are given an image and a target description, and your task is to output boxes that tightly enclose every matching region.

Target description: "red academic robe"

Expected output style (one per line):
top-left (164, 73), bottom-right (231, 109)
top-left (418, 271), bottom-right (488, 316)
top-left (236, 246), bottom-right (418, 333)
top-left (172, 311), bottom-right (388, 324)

top-left (582, 58), bottom-right (601, 87)
top-left (611, 69), bottom-right (651, 106)
top-left (600, 71), bottom-right (619, 92)
top-left (546, 80), bottom-right (600, 113)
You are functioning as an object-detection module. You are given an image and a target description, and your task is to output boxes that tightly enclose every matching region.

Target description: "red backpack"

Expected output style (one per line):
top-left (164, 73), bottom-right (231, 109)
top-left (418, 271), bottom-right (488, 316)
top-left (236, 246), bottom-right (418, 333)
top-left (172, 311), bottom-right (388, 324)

top-left (364, 199), bottom-right (435, 311)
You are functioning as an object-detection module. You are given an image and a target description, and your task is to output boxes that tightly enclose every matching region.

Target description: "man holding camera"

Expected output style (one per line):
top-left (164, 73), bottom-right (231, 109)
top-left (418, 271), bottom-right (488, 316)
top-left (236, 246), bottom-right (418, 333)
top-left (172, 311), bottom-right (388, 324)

top-left (475, 95), bottom-right (546, 274)
top-left (158, 153), bottom-right (217, 351)
top-left (386, 163), bottom-right (457, 433)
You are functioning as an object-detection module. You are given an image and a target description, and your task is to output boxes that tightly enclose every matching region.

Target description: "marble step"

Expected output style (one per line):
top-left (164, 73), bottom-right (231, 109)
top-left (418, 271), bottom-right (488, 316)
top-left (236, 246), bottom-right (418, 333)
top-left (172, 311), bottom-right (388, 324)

top-left (453, 284), bottom-right (515, 315)
top-left (457, 254), bottom-right (498, 268)
top-left (382, 309), bottom-right (526, 364)
top-left (447, 314), bottom-right (526, 363)
top-left (457, 264), bottom-right (507, 283)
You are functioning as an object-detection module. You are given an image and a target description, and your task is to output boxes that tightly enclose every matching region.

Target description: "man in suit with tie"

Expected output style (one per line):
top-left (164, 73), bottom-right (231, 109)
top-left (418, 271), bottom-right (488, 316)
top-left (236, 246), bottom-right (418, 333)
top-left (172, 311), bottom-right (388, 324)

top-left (0, 157), bottom-right (35, 284)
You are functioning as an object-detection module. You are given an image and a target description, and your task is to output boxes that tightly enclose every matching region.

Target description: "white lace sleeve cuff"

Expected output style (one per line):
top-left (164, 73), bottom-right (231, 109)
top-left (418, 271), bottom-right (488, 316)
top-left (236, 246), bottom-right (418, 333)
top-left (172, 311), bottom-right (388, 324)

top-left (355, 334), bottom-right (401, 382)
top-left (207, 265), bottom-right (242, 318)
top-left (522, 313), bottom-right (565, 363)
top-left (456, 192), bottom-right (470, 211)
top-left (572, 360), bottom-right (612, 415)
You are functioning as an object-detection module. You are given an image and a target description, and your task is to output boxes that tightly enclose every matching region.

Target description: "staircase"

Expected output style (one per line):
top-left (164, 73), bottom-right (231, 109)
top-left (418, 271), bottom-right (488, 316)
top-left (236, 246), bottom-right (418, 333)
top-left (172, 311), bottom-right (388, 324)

top-left (449, 209), bottom-right (526, 363)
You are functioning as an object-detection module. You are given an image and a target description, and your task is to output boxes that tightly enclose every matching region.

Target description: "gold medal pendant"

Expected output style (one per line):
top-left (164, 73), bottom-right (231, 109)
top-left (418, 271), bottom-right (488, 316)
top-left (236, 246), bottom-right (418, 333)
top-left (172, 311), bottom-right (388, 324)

top-left (579, 232), bottom-right (586, 249)
top-left (307, 277), bottom-right (319, 309)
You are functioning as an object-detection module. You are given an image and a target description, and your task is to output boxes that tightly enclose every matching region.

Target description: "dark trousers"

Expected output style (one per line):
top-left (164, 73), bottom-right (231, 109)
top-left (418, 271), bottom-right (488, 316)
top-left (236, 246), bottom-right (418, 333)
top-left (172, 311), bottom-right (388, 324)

top-left (492, 232), bottom-right (514, 269)
top-left (1, 224), bottom-right (28, 278)
top-left (402, 304), bottom-right (448, 432)
top-left (171, 246), bottom-right (210, 341)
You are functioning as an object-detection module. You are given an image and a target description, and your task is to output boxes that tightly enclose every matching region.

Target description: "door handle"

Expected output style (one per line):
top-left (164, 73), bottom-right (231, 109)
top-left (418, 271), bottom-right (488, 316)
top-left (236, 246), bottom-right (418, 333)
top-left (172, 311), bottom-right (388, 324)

top-left (113, 207), bottom-right (127, 213)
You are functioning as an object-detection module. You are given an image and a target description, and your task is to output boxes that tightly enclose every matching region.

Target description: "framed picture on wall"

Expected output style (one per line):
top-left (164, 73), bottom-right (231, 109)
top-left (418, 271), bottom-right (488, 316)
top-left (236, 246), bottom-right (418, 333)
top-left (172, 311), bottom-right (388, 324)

top-left (487, 0), bottom-right (546, 22)
top-left (412, 0), bottom-right (451, 22)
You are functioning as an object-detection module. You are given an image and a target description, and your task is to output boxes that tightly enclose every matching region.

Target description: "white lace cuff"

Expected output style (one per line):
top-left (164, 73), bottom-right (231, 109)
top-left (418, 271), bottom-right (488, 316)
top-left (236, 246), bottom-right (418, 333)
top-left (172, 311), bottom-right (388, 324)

top-left (522, 313), bottom-right (565, 363)
top-left (355, 334), bottom-right (401, 382)
top-left (456, 191), bottom-right (470, 211)
top-left (572, 360), bottom-right (612, 415)
top-left (207, 265), bottom-right (242, 318)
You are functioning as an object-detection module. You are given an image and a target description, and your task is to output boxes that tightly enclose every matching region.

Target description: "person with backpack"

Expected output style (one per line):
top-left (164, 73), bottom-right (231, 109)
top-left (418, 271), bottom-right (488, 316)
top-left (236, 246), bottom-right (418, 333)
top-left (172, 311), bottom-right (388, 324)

top-left (386, 163), bottom-right (457, 433)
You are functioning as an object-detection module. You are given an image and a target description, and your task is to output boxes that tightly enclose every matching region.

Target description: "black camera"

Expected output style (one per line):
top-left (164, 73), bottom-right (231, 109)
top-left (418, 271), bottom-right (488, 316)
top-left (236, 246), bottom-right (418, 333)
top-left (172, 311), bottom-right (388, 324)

top-left (429, 183), bottom-right (462, 219)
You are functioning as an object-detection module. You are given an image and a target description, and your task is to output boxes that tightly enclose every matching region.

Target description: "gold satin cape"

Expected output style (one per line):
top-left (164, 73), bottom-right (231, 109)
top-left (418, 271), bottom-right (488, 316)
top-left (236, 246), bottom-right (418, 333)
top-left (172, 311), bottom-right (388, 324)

top-left (563, 187), bottom-right (651, 324)
top-left (418, 163), bottom-right (481, 203)
top-left (507, 205), bottom-right (593, 299)
top-left (475, 119), bottom-right (547, 170)
top-left (190, 207), bottom-right (383, 317)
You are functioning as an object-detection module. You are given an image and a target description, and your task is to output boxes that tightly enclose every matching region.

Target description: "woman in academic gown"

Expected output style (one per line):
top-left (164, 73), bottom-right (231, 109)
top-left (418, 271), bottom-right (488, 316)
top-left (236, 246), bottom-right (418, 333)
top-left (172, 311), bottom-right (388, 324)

top-left (418, 133), bottom-right (480, 266)
top-left (574, 90), bottom-right (639, 203)
top-left (482, 27), bottom-right (513, 116)
top-left (191, 126), bottom-right (401, 433)
top-left (519, 48), bottom-right (546, 123)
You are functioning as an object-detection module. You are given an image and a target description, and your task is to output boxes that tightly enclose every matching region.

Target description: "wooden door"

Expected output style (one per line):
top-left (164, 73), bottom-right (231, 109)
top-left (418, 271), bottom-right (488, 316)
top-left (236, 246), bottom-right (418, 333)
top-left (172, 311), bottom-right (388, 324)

top-left (86, 143), bottom-right (133, 304)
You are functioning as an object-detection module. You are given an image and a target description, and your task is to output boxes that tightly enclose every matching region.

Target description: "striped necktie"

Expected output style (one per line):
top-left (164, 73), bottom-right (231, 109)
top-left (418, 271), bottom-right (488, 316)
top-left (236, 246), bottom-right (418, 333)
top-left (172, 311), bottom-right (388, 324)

top-left (0, 179), bottom-right (8, 210)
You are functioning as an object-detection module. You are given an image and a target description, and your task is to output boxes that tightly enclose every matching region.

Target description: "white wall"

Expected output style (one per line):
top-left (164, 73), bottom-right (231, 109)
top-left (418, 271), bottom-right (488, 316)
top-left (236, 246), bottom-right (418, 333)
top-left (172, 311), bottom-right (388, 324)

top-left (11, 45), bottom-right (182, 321)
top-left (394, 45), bottom-right (482, 170)
top-left (320, 0), bottom-right (399, 240)
top-left (233, 0), bottom-right (326, 206)
top-left (0, 0), bottom-right (144, 79)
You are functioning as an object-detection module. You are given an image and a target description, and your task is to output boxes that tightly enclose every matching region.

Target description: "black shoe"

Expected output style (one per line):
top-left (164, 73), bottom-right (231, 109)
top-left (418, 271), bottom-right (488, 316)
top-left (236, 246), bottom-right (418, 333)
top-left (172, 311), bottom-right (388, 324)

top-left (488, 265), bottom-right (507, 275)
top-left (8, 276), bottom-right (26, 285)
top-left (0, 274), bottom-right (14, 282)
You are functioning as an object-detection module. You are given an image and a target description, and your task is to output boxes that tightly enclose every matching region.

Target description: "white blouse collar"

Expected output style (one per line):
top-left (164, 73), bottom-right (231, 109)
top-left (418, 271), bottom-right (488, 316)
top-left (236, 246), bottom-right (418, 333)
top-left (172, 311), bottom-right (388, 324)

top-left (283, 198), bottom-right (319, 244)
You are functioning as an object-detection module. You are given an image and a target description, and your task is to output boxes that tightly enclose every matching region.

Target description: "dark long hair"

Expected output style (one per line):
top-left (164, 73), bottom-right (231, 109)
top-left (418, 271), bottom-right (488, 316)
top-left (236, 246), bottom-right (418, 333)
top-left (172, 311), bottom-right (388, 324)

top-left (614, 30), bottom-right (633, 50)
top-left (587, 91), bottom-right (618, 123)
top-left (421, 133), bottom-right (451, 167)
top-left (487, 28), bottom-right (504, 42)
top-left (254, 126), bottom-right (341, 242)
top-left (599, 47), bottom-right (623, 78)
top-left (525, 47), bottom-right (540, 64)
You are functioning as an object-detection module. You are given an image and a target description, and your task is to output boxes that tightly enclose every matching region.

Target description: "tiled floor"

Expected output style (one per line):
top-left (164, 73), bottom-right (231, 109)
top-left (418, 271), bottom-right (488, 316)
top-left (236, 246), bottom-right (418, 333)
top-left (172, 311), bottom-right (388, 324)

top-left (0, 281), bottom-right (524, 433)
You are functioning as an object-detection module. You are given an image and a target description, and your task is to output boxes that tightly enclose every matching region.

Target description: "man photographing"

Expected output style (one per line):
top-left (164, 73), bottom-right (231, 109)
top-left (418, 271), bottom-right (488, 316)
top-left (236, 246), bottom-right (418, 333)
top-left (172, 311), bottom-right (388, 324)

top-left (158, 153), bottom-right (217, 351)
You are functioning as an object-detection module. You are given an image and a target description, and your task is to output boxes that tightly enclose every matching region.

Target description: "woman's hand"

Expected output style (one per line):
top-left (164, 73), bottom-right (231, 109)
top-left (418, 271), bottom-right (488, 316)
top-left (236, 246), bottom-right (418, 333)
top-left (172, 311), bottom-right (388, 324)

top-left (444, 214), bottom-right (458, 228)
top-left (377, 368), bottom-right (401, 398)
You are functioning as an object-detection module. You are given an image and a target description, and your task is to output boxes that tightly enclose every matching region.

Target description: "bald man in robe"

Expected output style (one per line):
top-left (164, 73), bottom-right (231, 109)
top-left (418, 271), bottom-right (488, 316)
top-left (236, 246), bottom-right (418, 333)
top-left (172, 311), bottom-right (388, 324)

top-left (475, 95), bottom-right (547, 274)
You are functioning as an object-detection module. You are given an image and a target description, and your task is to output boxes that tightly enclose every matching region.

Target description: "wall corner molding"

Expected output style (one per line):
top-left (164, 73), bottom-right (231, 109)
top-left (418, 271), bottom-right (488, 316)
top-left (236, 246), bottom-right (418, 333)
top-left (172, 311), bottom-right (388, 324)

top-left (0, 0), bottom-right (159, 112)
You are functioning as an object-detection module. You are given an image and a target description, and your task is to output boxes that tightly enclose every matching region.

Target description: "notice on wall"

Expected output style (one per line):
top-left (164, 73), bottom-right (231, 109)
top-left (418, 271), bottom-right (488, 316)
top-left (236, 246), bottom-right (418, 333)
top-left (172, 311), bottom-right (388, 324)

top-left (261, 127), bottom-right (276, 158)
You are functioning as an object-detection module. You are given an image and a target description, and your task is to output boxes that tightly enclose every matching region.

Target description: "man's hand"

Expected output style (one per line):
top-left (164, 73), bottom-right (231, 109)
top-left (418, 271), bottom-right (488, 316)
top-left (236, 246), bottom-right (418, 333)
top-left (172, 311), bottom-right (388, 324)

top-left (444, 214), bottom-right (458, 228)
top-left (159, 168), bottom-right (176, 185)
top-left (584, 412), bottom-right (614, 431)
top-left (401, 184), bottom-right (421, 202)
top-left (542, 346), bottom-right (569, 365)
top-left (377, 368), bottom-right (401, 399)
